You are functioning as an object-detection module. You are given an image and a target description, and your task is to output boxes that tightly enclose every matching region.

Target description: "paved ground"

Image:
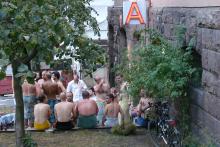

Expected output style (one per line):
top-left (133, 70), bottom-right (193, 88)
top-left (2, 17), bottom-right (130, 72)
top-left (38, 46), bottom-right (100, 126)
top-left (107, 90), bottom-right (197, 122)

top-left (0, 96), bottom-right (15, 107)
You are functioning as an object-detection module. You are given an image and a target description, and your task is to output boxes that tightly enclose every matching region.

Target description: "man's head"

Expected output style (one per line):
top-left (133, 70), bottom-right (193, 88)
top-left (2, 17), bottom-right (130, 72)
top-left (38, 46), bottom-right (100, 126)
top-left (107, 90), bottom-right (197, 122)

top-left (94, 76), bottom-right (101, 84)
top-left (82, 90), bottom-right (90, 99)
top-left (88, 87), bottom-right (95, 97)
top-left (115, 74), bottom-right (123, 85)
top-left (38, 94), bottom-right (47, 103)
top-left (52, 71), bottom-right (60, 80)
top-left (44, 72), bottom-right (51, 81)
top-left (66, 92), bottom-right (73, 102)
top-left (42, 71), bottom-right (47, 80)
top-left (60, 92), bottom-right (67, 101)
top-left (139, 88), bottom-right (146, 97)
top-left (73, 74), bottom-right (79, 82)
top-left (105, 93), bottom-right (115, 104)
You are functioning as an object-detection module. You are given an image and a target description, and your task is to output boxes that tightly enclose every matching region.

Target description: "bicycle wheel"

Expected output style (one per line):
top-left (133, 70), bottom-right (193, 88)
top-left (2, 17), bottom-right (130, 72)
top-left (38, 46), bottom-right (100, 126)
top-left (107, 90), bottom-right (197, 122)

top-left (168, 127), bottom-right (182, 147)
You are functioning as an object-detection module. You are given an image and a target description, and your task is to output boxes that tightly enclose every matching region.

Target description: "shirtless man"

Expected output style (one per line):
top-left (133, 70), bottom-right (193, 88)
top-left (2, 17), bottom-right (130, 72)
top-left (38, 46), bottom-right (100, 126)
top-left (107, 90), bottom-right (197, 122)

top-left (52, 71), bottom-right (65, 93)
top-left (34, 94), bottom-right (51, 130)
top-left (22, 79), bottom-right (37, 128)
top-left (38, 70), bottom-right (47, 87)
top-left (42, 72), bottom-right (59, 125)
top-left (93, 76), bottom-right (110, 100)
top-left (76, 90), bottom-right (98, 128)
top-left (137, 89), bottom-right (153, 117)
top-left (102, 94), bottom-right (123, 127)
top-left (54, 92), bottom-right (75, 130)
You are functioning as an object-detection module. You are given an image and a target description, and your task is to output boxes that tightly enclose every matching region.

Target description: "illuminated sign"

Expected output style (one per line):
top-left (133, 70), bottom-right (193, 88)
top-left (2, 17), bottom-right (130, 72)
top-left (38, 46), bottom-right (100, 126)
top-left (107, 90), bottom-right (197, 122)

top-left (123, 0), bottom-right (147, 25)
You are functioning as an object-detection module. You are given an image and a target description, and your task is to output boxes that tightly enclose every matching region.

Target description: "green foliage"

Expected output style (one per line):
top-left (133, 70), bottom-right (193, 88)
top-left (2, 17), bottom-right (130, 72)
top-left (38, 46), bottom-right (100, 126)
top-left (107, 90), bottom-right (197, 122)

top-left (183, 133), bottom-right (217, 147)
top-left (0, 0), bottom-right (104, 77)
top-left (23, 133), bottom-right (37, 147)
top-left (116, 28), bottom-right (200, 135)
top-left (15, 64), bottom-right (35, 84)
top-left (120, 29), bottom-right (196, 100)
top-left (111, 122), bottom-right (136, 136)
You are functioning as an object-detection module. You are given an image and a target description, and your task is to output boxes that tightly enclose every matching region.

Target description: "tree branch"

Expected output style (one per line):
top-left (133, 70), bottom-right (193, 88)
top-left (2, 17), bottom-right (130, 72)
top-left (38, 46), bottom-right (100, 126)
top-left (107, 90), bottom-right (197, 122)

top-left (22, 48), bottom-right (38, 64)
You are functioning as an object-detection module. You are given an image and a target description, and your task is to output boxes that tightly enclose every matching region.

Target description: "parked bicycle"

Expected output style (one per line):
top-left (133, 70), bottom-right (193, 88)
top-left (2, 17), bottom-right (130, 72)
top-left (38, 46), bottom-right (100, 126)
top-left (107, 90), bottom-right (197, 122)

top-left (146, 101), bottom-right (182, 147)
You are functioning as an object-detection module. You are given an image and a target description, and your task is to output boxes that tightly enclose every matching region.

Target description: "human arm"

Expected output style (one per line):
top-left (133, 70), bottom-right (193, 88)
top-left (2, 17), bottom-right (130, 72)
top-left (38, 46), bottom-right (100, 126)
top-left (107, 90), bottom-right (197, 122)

top-left (94, 79), bottom-right (104, 92)
top-left (75, 103), bottom-right (79, 118)
top-left (66, 82), bottom-right (71, 93)
top-left (95, 102), bottom-right (99, 115)
top-left (80, 80), bottom-right (87, 90)
top-left (119, 105), bottom-right (124, 121)
top-left (72, 103), bottom-right (77, 121)
top-left (102, 105), bottom-right (108, 126)
top-left (54, 105), bottom-right (57, 121)
top-left (58, 82), bottom-right (66, 92)
top-left (47, 105), bottom-right (51, 119)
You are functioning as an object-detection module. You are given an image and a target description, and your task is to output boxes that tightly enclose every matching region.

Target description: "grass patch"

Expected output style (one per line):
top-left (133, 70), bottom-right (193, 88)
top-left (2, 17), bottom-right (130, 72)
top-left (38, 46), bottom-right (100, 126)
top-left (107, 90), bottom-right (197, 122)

top-left (111, 123), bottom-right (136, 136)
top-left (0, 129), bottom-right (154, 147)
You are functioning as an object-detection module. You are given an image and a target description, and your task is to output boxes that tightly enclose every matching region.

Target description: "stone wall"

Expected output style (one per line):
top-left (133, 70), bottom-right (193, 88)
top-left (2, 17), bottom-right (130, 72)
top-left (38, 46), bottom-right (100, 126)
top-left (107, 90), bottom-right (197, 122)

top-left (107, 6), bottom-right (145, 86)
top-left (150, 7), bottom-right (220, 145)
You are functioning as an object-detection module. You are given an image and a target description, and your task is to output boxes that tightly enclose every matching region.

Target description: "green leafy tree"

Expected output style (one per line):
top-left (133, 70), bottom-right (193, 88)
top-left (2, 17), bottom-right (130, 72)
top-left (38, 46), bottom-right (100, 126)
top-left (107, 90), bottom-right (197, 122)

top-left (0, 0), bottom-right (103, 146)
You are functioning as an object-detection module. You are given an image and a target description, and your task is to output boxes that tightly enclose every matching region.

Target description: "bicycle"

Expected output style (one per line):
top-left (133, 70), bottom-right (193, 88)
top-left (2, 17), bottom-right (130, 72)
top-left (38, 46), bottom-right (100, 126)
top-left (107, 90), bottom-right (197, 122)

top-left (147, 101), bottom-right (182, 147)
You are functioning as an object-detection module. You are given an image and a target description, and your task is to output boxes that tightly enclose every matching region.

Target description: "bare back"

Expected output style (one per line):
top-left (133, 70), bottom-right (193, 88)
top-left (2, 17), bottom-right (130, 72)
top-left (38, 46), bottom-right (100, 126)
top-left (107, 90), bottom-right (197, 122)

top-left (55, 102), bottom-right (75, 122)
top-left (22, 82), bottom-right (36, 96)
top-left (77, 99), bottom-right (98, 116)
top-left (42, 81), bottom-right (59, 99)
top-left (34, 103), bottom-right (50, 124)
top-left (105, 102), bottom-right (122, 118)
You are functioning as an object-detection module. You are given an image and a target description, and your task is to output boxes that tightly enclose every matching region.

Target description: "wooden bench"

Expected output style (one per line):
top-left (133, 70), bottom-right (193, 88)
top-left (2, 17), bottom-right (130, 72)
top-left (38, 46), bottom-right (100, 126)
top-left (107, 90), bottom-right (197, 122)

top-left (0, 126), bottom-right (112, 133)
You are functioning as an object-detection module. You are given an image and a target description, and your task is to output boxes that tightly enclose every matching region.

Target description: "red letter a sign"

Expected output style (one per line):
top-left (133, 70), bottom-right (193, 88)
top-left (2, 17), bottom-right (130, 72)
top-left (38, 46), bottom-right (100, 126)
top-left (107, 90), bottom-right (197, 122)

top-left (125, 2), bottom-right (145, 24)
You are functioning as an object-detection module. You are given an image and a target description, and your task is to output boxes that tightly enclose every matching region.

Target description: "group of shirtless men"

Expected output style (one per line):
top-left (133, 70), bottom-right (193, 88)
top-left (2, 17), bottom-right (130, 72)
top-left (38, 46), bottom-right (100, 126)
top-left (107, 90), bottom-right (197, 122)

top-left (22, 70), bottom-right (152, 130)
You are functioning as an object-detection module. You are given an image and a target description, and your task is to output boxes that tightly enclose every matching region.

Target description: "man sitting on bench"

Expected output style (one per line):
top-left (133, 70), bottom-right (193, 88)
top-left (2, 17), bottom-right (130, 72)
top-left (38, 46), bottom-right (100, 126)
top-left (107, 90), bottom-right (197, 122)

top-left (54, 92), bottom-right (76, 130)
top-left (34, 94), bottom-right (51, 130)
top-left (76, 90), bottom-right (98, 128)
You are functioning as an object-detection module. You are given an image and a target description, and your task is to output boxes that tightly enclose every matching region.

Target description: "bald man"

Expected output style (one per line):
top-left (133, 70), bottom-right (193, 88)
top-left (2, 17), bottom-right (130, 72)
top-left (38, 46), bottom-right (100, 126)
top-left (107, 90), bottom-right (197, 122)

top-left (54, 92), bottom-right (76, 130)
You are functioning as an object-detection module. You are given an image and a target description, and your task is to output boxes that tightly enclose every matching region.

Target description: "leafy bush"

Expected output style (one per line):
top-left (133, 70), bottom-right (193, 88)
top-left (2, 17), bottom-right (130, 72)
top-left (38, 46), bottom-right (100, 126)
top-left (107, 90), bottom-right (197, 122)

top-left (124, 29), bottom-right (196, 100)
top-left (116, 28), bottom-right (200, 135)
top-left (111, 122), bottom-right (136, 136)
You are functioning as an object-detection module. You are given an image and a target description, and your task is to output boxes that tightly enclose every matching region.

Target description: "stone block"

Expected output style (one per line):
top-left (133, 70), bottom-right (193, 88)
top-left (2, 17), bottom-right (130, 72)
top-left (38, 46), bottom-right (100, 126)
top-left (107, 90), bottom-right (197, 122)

top-left (202, 70), bottom-right (220, 97)
top-left (190, 87), bottom-right (220, 121)
top-left (203, 92), bottom-right (220, 121)
top-left (201, 28), bottom-right (214, 50)
top-left (196, 28), bottom-right (202, 54)
top-left (162, 24), bottom-right (176, 39)
top-left (212, 29), bottom-right (220, 53)
top-left (191, 104), bottom-right (220, 142)
top-left (202, 49), bottom-right (220, 75)
top-left (190, 87), bottom-right (204, 107)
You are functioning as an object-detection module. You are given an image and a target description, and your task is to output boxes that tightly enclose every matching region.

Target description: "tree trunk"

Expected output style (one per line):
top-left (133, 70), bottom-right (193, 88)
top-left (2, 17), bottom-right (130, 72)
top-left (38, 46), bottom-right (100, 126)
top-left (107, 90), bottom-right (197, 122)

top-left (12, 62), bottom-right (25, 147)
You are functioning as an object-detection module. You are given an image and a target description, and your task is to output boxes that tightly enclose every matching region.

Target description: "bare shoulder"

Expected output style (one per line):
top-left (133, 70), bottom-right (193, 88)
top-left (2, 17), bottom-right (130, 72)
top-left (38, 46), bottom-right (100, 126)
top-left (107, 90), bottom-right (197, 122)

top-left (67, 102), bottom-right (74, 107)
top-left (105, 103), bottom-right (111, 108)
top-left (45, 104), bottom-right (50, 108)
top-left (90, 99), bottom-right (96, 104)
